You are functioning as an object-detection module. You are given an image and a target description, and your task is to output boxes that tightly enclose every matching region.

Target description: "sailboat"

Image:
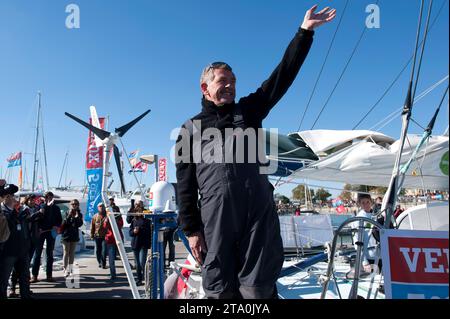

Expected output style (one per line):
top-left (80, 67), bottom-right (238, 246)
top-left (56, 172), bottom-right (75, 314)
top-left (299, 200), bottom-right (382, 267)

top-left (164, 0), bottom-right (448, 300)
top-left (277, 0), bottom-right (448, 299)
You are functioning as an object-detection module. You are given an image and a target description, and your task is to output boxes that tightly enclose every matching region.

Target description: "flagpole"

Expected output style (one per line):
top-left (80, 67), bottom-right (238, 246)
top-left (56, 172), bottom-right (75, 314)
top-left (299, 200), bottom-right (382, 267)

top-left (18, 153), bottom-right (23, 190)
top-left (154, 155), bottom-right (159, 184)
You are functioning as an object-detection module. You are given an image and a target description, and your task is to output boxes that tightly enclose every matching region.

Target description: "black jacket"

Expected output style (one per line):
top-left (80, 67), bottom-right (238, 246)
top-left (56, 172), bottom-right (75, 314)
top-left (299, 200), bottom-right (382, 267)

top-left (38, 203), bottom-right (62, 232)
top-left (22, 205), bottom-right (43, 242)
top-left (61, 210), bottom-right (84, 242)
top-left (1, 204), bottom-right (31, 257)
top-left (176, 28), bottom-right (314, 236)
top-left (129, 217), bottom-right (152, 250)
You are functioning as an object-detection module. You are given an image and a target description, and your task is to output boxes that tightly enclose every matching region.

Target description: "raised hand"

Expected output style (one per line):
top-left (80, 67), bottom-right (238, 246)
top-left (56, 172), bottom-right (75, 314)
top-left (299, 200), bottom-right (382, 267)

top-left (301, 4), bottom-right (336, 31)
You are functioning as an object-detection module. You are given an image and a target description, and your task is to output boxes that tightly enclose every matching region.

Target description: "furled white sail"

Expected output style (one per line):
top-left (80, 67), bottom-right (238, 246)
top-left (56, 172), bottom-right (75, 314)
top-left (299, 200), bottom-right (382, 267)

top-left (291, 134), bottom-right (449, 190)
top-left (289, 130), bottom-right (395, 155)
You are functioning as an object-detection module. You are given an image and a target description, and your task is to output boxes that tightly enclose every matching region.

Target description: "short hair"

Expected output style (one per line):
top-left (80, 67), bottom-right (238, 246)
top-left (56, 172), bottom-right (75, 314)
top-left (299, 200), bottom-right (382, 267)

top-left (357, 193), bottom-right (372, 203)
top-left (24, 195), bottom-right (36, 205)
top-left (44, 191), bottom-right (54, 198)
top-left (200, 62), bottom-right (233, 85)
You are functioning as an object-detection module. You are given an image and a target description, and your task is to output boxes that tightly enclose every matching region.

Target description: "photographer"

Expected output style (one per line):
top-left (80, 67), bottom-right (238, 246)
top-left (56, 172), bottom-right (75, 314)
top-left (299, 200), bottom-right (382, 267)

top-left (0, 183), bottom-right (32, 299)
top-left (61, 199), bottom-right (83, 277)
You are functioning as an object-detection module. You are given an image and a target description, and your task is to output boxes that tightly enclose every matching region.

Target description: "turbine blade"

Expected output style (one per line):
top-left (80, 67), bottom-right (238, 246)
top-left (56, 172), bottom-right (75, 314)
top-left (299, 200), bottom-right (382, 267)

top-left (89, 106), bottom-right (104, 147)
top-left (115, 109), bottom-right (151, 137)
top-left (113, 145), bottom-right (126, 194)
top-left (65, 112), bottom-right (111, 140)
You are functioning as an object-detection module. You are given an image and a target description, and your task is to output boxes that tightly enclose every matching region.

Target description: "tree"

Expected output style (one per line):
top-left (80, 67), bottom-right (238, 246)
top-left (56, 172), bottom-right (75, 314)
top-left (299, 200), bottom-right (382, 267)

top-left (370, 186), bottom-right (388, 196)
top-left (340, 184), bottom-right (354, 201)
top-left (279, 195), bottom-right (290, 205)
top-left (292, 184), bottom-right (315, 203)
top-left (339, 184), bottom-right (388, 201)
top-left (314, 188), bottom-right (332, 203)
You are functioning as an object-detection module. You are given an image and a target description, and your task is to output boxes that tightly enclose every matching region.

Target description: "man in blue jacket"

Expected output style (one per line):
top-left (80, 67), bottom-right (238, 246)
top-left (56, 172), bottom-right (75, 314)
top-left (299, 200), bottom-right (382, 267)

top-left (176, 5), bottom-right (336, 299)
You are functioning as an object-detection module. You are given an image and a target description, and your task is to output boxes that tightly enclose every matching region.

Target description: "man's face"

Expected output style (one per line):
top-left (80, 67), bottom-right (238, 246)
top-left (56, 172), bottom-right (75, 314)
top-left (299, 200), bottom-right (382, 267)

top-left (4, 194), bottom-right (14, 207)
top-left (45, 195), bottom-right (53, 203)
top-left (202, 68), bottom-right (236, 106)
top-left (359, 198), bottom-right (373, 213)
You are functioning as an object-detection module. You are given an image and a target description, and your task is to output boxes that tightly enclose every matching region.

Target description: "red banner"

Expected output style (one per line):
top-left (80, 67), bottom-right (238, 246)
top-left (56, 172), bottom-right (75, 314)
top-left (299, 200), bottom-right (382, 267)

top-left (336, 205), bottom-right (345, 214)
top-left (158, 158), bottom-right (167, 181)
top-left (388, 236), bottom-right (449, 284)
top-left (86, 118), bottom-right (105, 169)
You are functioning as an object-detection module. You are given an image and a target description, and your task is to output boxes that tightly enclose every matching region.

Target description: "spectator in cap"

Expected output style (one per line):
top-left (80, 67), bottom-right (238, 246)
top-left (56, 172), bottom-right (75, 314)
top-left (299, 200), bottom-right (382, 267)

top-left (9, 195), bottom-right (41, 298)
top-left (31, 191), bottom-right (62, 282)
top-left (0, 184), bottom-right (33, 299)
top-left (0, 181), bottom-right (13, 245)
top-left (108, 197), bottom-right (120, 212)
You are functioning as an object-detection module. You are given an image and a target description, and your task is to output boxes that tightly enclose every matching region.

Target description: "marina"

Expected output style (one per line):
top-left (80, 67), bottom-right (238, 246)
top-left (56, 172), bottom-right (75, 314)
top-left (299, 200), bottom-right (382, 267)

top-left (1, 0), bottom-right (448, 305)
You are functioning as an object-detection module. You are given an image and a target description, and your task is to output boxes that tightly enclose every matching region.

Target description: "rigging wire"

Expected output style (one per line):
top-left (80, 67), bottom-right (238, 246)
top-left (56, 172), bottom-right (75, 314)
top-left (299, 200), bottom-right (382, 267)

top-left (369, 75), bottom-right (448, 131)
top-left (381, 0), bottom-right (434, 230)
top-left (309, 0), bottom-right (380, 130)
top-left (296, 0), bottom-right (350, 132)
top-left (352, 0), bottom-right (447, 129)
top-left (410, 118), bottom-right (426, 130)
top-left (412, 0), bottom-right (434, 102)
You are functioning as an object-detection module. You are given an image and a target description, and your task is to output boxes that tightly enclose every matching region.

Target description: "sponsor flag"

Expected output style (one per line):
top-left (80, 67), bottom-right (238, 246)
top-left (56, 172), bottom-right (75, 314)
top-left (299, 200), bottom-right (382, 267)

top-left (336, 205), bottom-right (345, 214)
top-left (128, 149), bottom-right (139, 167)
top-left (128, 161), bottom-right (148, 173)
top-left (85, 117), bottom-right (105, 222)
top-left (7, 152), bottom-right (22, 168)
top-left (158, 158), bottom-right (167, 181)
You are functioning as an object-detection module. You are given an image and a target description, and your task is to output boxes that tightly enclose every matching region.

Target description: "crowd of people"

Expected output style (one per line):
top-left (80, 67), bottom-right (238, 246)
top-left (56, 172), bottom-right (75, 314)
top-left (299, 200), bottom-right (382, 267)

top-left (0, 179), bottom-right (177, 299)
top-left (0, 180), bottom-right (65, 299)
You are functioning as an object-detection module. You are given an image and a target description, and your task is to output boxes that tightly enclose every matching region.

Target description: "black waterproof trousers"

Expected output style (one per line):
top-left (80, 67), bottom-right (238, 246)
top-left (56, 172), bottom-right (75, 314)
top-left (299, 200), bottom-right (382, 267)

top-left (199, 165), bottom-right (283, 299)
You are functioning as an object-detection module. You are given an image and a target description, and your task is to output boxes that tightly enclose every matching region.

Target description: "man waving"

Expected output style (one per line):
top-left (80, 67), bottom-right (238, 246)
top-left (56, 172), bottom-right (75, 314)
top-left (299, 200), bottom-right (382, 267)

top-left (176, 5), bottom-right (336, 299)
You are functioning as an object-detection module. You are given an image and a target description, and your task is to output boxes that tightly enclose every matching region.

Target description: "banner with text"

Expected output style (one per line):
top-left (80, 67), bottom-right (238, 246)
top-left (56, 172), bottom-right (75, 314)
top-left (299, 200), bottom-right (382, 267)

top-left (85, 118), bottom-right (105, 222)
top-left (158, 158), bottom-right (167, 182)
top-left (380, 229), bottom-right (449, 299)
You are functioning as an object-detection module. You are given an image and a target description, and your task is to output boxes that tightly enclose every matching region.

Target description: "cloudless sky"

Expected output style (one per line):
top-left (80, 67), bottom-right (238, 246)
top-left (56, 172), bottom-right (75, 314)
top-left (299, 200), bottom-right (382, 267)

top-left (1, 0), bottom-right (448, 197)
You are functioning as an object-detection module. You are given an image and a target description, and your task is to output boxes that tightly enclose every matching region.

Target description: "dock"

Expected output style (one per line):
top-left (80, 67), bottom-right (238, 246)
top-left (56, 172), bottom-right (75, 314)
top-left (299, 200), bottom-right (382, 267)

top-left (25, 241), bottom-right (189, 299)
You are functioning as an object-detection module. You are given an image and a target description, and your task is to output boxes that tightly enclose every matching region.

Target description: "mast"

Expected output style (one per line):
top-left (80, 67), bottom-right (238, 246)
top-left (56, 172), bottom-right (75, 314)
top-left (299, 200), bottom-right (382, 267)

top-left (58, 150), bottom-right (69, 188)
top-left (32, 92), bottom-right (41, 191)
top-left (381, 0), bottom-right (431, 228)
top-left (304, 181), bottom-right (309, 210)
top-left (41, 111), bottom-right (50, 190)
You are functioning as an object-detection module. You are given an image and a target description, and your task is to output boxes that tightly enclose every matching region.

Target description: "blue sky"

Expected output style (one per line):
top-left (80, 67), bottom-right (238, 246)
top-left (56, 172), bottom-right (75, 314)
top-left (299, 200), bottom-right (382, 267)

top-left (1, 0), bottom-right (448, 197)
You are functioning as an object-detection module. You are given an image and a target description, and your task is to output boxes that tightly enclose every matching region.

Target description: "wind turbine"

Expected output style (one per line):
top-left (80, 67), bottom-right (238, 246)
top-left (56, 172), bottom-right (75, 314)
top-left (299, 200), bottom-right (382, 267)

top-left (65, 108), bottom-right (150, 196)
top-left (65, 107), bottom-right (151, 299)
